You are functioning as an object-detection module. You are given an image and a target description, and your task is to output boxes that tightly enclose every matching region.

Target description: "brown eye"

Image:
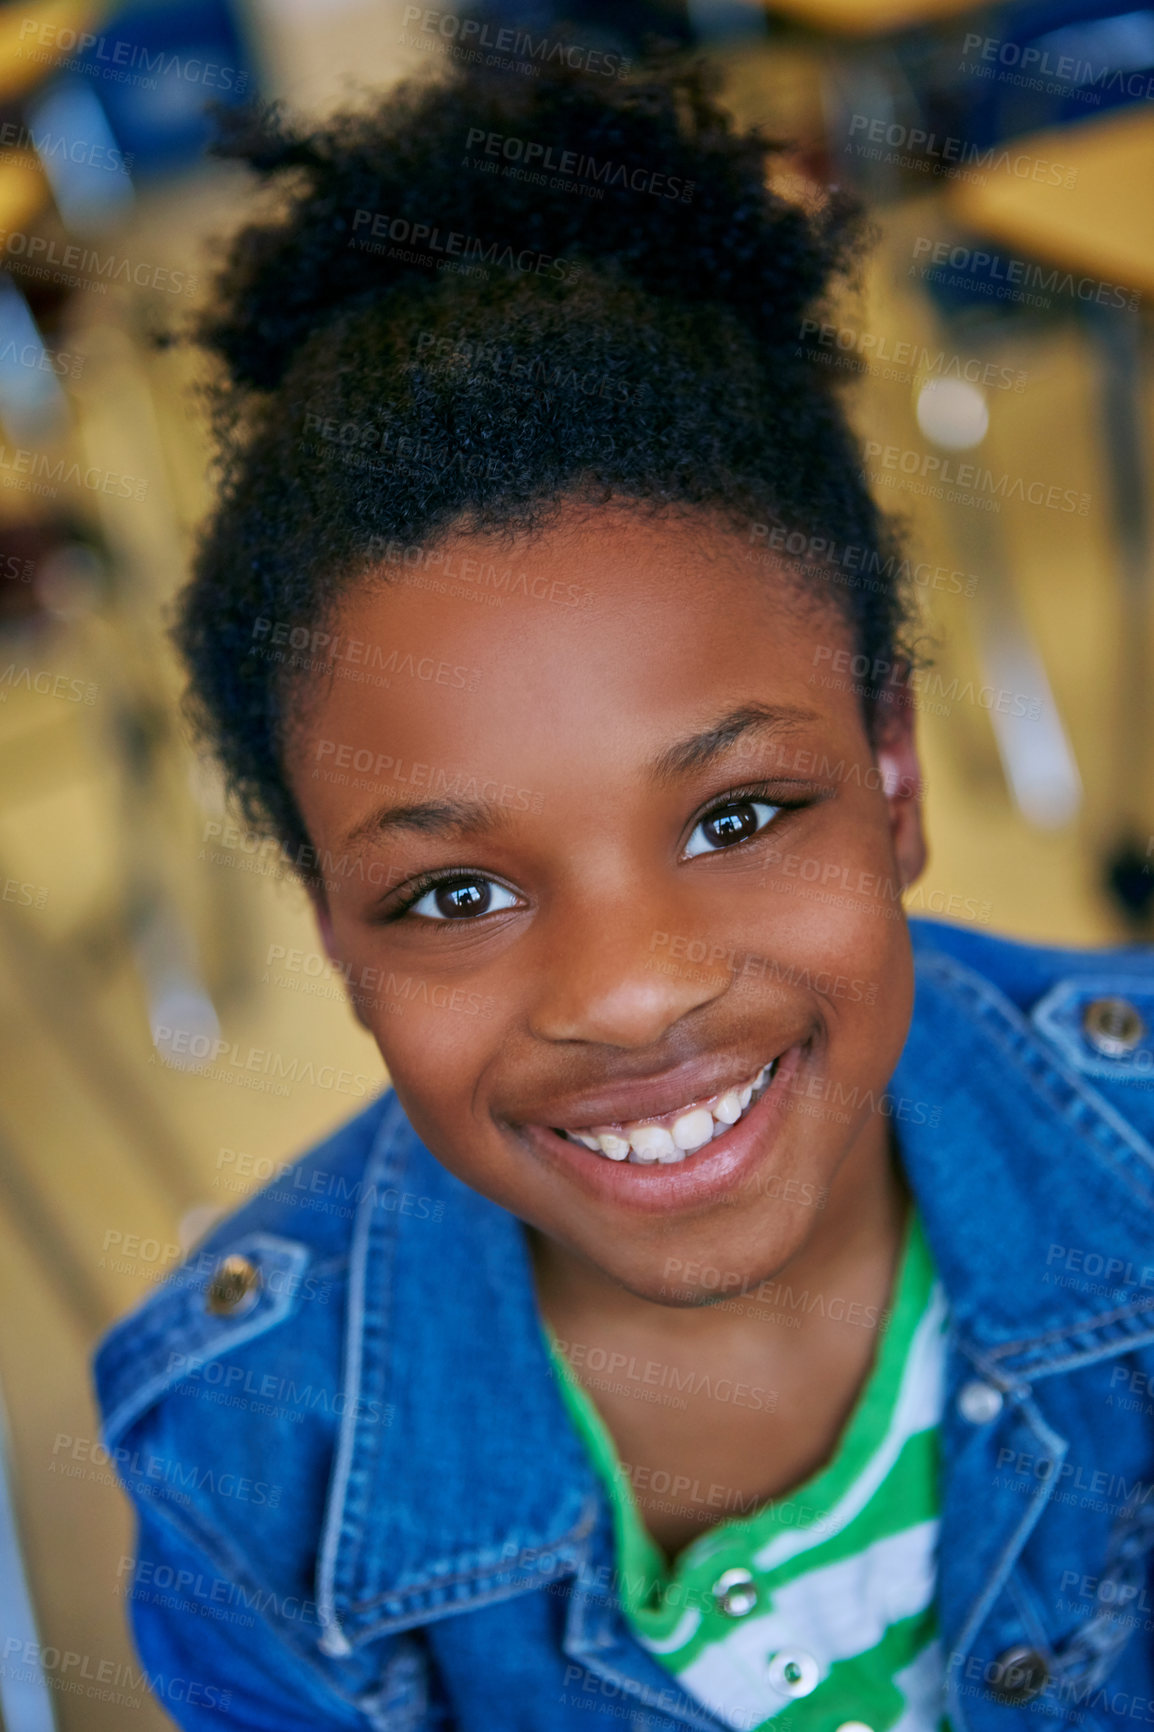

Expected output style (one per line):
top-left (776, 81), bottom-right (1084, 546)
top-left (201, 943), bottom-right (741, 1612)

top-left (406, 876), bottom-right (519, 921)
top-left (436, 880), bottom-right (488, 917)
top-left (684, 799), bottom-right (780, 859)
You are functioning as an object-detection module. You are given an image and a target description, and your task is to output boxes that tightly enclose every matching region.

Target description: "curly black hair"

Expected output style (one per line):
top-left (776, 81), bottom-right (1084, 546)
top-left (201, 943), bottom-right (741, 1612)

top-left (176, 55), bottom-right (912, 861)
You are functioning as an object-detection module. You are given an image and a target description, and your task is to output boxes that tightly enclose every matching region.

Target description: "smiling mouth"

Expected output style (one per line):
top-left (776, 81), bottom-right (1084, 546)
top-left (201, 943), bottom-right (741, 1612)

top-left (550, 1059), bottom-right (779, 1165)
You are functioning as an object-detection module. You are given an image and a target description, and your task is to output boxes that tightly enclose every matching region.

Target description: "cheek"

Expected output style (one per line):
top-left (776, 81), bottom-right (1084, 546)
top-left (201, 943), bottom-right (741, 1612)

top-left (739, 830), bottom-right (904, 994)
top-left (363, 992), bottom-right (490, 1082)
top-left (352, 978), bottom-right (508, 1160)
top-left (713, 854), bottom-right (913, 1092)
top-left (324, 898), bottom-right (498, 1062)
top-left (376, 1015), bottom-right (538, 1216)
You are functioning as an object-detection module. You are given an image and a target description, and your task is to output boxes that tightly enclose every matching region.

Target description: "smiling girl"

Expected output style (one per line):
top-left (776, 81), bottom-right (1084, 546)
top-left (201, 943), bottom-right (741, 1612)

top-left (95, 57), bottom-right (1154, 1732)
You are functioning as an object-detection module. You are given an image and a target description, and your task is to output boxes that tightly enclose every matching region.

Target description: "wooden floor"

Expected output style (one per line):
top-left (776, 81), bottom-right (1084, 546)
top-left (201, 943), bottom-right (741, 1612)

top-left (0, 11), bottom-right (1151, 1730)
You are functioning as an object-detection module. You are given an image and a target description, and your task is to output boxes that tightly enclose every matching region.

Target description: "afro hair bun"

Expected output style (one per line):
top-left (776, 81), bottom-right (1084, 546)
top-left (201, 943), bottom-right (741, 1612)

top-left (201, 58), bottom-right (864, 394)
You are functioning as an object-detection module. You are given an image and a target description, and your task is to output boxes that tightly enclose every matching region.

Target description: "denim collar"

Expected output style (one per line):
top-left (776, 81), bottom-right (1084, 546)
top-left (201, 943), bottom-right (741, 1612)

top-left (315, 932), bottom-right (1154, 1655)
top-left (892, 942), bottom-right (1154, 1380)
top-left (315, 1089), bottom-right (601, 1655)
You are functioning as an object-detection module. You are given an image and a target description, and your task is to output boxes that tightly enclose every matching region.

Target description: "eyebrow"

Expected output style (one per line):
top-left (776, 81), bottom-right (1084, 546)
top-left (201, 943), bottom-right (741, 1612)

top-left (341, 797), bottom-right (514, 854)
top-left (340, 703), bottom-right (820, 854)
top-left (648, 702), bottom-right (820, 785)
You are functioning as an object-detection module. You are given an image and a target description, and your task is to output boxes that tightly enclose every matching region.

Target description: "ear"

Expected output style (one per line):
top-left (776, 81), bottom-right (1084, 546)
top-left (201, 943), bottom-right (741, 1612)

top-left (308, 881), bottom-right (371, 1030)
top-left (874, 669), bottom-right (927, 891)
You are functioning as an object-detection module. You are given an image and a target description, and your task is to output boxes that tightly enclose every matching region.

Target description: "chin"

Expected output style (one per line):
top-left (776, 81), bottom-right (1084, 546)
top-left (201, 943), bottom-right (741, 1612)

top-left (583, 1222), bottom-right (803, 1312)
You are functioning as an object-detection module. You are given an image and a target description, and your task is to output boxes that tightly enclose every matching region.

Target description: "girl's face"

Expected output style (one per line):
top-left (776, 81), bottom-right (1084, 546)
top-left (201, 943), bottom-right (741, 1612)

top-left (287, 507), bottom-right (927, 1304)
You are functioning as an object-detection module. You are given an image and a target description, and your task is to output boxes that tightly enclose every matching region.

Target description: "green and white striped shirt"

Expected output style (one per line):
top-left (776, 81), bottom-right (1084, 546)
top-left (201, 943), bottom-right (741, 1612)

top-left (548, 1211), bottom-right (949, 1732)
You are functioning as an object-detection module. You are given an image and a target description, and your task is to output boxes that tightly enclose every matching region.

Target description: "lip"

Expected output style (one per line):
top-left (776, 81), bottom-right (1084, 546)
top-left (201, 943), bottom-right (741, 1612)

top-left (516, 1039), bottom-right (807, 1216)
top-left (526, 1052), bottom-right (781, 1133)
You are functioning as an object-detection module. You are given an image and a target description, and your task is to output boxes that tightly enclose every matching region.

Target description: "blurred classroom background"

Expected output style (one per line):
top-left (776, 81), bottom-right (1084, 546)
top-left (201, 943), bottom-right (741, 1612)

top-left (0, 0), bottom-right (1152, 1724)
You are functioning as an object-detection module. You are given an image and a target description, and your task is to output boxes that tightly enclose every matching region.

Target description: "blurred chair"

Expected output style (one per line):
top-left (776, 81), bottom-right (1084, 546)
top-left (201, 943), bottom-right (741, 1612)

top-left (960, 0), bottom-right (1154, 137)
top-left (808, 0), bottom-right (1154, 921)
top-left (935, 1), bottom-right (1154, 919)
top-left (0, 0), bottom-right (266, 1181)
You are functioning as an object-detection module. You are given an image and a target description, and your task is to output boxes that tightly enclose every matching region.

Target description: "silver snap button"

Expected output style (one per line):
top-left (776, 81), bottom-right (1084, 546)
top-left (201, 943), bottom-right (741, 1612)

top-left (205, 1254), bottom-right (261, 1316)
top-left (958, 1380), bottom-right (1003, 1424)
top-left (987, 1644), bottom-right (1050, 1704)
top-left (767, 1650), bottom-right (820, 1697)
top-left (1082, 996), bottom-right (1146, 1058)
top-left (712, 1567), bottom-right (758, 1617)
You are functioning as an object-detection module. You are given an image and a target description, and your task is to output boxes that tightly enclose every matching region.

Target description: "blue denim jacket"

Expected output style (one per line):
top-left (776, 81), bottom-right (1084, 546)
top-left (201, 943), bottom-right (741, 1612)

top-left (93, 917), bottom-right (1154, 1732)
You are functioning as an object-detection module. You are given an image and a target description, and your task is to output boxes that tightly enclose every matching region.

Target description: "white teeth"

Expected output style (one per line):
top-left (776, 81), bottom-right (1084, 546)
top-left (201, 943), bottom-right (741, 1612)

top-left (672, 1108), bottom-right (715, 1152)
top-left (596, 1131), bottom-right (631, 1160)
top-left (560, 1057), bottom-right (779, 1163)
top-left (714, 1089), bottom-right (743, 1125)
top-left (626, 1123), bottom-right (676, 1161)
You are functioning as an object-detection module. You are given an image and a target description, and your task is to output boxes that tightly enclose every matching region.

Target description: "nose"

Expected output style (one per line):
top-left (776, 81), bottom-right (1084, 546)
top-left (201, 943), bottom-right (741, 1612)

top-left (527, 892), bottom-right (731, 1048)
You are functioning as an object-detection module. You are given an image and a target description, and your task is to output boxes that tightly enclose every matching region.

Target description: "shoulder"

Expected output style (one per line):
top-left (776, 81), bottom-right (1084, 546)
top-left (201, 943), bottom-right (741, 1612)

top-left (908, 913), bottom-right (1153, 1011)
top-left (91, 1089), bottom-right (417, 1571)
top-left (95, 1090), bottom-right (389, 1423)
top-left (907, 914), bottom-right (1154, 1119)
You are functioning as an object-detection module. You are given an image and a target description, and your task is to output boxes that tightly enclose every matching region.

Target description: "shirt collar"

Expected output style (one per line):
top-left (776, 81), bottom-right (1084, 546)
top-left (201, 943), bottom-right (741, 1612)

top-left (317, 934), bottom-right (1154, 1652)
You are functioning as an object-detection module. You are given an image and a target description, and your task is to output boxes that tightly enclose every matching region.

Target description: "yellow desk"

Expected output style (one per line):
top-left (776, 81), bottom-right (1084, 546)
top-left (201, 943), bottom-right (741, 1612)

top-left (768, 0), bottom-right (983, 38)
top-left (949, 107), bottom-right (1154, 296)
top-left (0, 0), bottom-right (107, 103)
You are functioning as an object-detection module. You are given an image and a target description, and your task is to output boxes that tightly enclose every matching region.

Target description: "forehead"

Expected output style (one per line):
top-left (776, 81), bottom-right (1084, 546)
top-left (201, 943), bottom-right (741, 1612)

top-left (287, 509), bottom-right (859, 816)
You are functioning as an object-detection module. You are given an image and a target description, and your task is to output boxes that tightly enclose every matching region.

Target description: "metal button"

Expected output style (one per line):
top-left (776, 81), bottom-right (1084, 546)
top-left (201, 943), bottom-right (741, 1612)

top-left (1082, 996), bottom-right (1146, 1058)
top-left (205, 1254), bottom-right (261, 1316)
top-left (712, 1567), bottom-right (758, 1618)
top-left (767, 1650), bottom-right (820, 1697)
top-left (836, 1723), bottom-right (875, 1732)
top-left (987, 1645), bottom-right (1050, 1704)
top-left (958, 1380), bottom-right (1003, 1424)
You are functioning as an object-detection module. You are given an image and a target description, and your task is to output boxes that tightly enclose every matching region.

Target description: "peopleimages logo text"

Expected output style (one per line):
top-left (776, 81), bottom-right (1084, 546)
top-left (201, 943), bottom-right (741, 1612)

top-left (350, 210), bottom-right (582, 282)
top-left (862, 440), bottom-right (1090, 515)
top-left (465, 128), bottom-right (694, 201)
top-left (961, 30), bottom-right (1154, 102)
top-left (848, 114), bottom-right (1075, 185)
top-left (911, 237), bottom-right (1139, 310)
